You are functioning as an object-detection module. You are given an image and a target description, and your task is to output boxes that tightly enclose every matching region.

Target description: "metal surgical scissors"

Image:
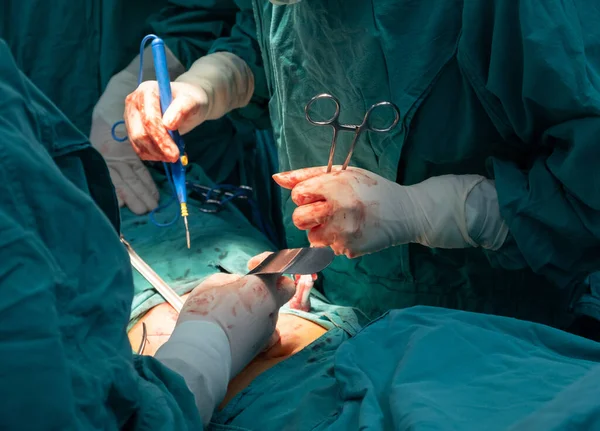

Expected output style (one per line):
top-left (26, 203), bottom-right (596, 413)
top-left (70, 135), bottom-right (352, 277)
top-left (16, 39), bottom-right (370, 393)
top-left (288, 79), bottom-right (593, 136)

top-left (305, 93), bottom-right (400, 172)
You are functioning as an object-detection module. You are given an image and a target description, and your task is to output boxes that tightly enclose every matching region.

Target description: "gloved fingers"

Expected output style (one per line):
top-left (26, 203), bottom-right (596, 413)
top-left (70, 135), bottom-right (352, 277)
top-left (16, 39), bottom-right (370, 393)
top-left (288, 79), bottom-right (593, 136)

top-left (292, 201), bottom-right (332, 230)
top-left (293, 273), bottom-right (318, 282)
top-left (124, 83), bottom-right (179, 163)
top-left (290, 188), bottom-right (327, 206)
top-left (119, 183), bottom-right (149, 215)
top-left (124, 98), bottom-right (167, 161)
top-left (309, 225), bottom-right (364, 259)
top-left (107, 166), bottom-right (125, 208)
top-left (162, 94), bottom-right (199, 133)
top-left (307, 225), bottom-right (337, 249)
top-left (123, 89), bottom-right (157, 159)
top-left (131, 161), bottom-right (160, 205)
top-left (272, 166), bottom-right (337, 189)
top-left (247, 251), bottom-right (274, 270)
top-left (288, 170), bottom-right (351, 206)
top-left (288, 274), bottom-right (313, 312)
top-left (290, 170), bottom-right (351, 205)
top-left (140, 86), bottom-right (180, 162)
top-left (163, 86), bottom-right (209, 135)
top-left (88, 115), bottom-right (113, 155)
top-left (288, 167), bottom-right (378, 205)
top-left (114, 163), bottom-right (158, 215)
top-left (199, 273), bottom-right (243, 288)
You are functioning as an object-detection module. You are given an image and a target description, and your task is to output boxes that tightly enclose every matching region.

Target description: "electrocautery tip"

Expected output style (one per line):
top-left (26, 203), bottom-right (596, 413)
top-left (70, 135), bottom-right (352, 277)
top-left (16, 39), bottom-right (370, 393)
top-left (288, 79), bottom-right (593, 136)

top-left (184, 216), bottom-right (191, 249)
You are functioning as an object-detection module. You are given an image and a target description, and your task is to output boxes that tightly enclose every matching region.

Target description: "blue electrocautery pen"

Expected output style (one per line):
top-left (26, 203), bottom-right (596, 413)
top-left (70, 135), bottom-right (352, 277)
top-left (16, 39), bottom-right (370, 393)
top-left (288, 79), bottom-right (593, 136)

top-left (149, 35), bottom-right (190, 248)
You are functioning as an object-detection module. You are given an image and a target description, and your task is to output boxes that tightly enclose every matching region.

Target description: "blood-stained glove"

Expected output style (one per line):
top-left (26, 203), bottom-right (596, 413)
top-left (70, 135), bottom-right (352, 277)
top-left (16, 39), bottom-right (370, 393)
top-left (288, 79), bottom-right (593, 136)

top-left (90, 45), bottom-right (184, 214)
top-left (273, 166), bottom-right (509, 258)
top-left (124, 52), bottom-right (254, 163)
top-left (154, 255), bottom-right (295, 426)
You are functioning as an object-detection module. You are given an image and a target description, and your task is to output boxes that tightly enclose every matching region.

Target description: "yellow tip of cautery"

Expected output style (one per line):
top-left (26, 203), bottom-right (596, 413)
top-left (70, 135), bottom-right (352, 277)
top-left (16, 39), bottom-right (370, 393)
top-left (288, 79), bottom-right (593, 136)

top-left (181, 204), bottom-right (191, 249)
top-left (180, 154), bottom-right (189, 166)
top-left (180, 202), bottom-right (189, 217)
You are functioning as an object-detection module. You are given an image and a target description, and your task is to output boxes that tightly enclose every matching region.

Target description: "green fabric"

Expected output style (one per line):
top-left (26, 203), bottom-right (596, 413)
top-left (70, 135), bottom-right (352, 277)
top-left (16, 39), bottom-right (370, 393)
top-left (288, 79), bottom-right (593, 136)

top-left (148, 0), bottom-right (238, 69)
top-left (279, 288), bottom-right (369, 333)
top-left (121, 165), bottom-right (276, 329)
top-left (0, 39), bottom-right (201, 429)
top-left (211, 306), bottom-right (600, 430)
top-left (234, 128), bottom-right (285, 248)
top-left (1, 0), bottom-right (165, 135)
top-left (204, 0), bottom-right (600, 327)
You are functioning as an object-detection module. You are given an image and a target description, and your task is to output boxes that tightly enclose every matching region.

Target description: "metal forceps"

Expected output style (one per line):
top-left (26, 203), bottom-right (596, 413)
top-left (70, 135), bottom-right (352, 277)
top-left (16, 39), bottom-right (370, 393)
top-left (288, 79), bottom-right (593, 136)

top-left (305, 93), bottom-right (400, 172)
top-left (187, 182), bottom-right (253, 214)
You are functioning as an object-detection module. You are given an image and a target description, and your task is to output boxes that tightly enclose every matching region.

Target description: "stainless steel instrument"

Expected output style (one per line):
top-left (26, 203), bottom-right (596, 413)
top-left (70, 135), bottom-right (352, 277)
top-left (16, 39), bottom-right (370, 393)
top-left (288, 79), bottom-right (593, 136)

top-left (247, 247), bottom-right (335, 276)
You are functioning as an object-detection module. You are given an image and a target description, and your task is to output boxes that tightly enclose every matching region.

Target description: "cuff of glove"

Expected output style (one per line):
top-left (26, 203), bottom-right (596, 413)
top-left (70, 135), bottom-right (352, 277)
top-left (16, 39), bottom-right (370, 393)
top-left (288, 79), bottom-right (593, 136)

top-left (465, 179), bottom-right (509, 251)
top-left (154, 321), bottom-right (232, 426)
top-left (176, 52), bottom-right (254, 121)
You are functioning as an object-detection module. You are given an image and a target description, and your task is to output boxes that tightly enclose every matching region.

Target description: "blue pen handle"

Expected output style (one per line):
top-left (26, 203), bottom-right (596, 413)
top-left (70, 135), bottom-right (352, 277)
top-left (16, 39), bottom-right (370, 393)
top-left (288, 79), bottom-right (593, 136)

top-left (151, 37), bottom-right (187, 206)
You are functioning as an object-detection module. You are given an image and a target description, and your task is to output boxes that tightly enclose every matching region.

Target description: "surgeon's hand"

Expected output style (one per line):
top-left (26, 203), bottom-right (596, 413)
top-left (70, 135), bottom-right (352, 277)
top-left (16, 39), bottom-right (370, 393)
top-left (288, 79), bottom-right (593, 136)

top-left (124, 51), bottom-right (254, 164)
top-left (273, 166), bottom-right (509, 258)
top-left (124, 81), bottom-right (210, 163)
top-left (176, 270), bottom-right (295, 376)
top-left (89, 115), bottom-right (159, 214)
top-left (90, 46), bottom-right (186, 214)
top-left (154, 254), bottom-right (295, 425)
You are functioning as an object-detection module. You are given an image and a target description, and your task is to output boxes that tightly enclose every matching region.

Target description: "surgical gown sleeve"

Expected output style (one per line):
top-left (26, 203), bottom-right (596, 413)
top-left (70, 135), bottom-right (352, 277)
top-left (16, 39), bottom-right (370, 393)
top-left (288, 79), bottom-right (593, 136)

top-left (0, 39), bottom-right (203, 429)
top-left (459, 2), bottom-right (600, 290)
top-left (147, 0), bottom-right (240, 68)
top-left (208, 0), bottom-right (271, 128)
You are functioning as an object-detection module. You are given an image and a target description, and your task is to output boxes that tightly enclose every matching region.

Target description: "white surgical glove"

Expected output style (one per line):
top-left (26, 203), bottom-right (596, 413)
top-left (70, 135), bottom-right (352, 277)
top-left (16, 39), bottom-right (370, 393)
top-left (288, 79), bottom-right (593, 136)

top-left (90, 46), bottom-right (185, 214)
top-left (273, 166), bottom-right (509, 258)
top-left (124, 52), bottom-right (254, 163)
top-left (154, 268), bottom-right (295, 426)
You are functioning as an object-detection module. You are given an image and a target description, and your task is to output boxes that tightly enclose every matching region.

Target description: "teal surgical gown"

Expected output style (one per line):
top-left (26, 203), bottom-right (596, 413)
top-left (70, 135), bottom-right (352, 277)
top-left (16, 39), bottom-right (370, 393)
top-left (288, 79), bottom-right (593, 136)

top-left (1, 0), bottom-right (166, 134)
top-left (179, 0), bottom-right (600, 326)
top-left (0, 40), bottom-right (201, 429)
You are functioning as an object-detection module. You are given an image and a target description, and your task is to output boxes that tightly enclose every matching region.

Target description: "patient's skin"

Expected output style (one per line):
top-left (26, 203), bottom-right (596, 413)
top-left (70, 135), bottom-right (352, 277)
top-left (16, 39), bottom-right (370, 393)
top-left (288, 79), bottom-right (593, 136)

top-left (128, 297), bottom-right (327, 406)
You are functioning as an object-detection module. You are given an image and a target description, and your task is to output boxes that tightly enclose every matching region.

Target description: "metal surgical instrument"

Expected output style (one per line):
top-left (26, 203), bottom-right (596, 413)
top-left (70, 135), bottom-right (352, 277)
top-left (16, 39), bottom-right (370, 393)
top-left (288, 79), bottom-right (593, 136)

top-left (137, 323), bottom-right (148, 355)
top-left (121, 236), bottom-right (184, 313)
top-left (187, 183), bottom-right (253, 214)
top-left (304, 93), bottom-right (401, 172)
top-left (247, 247), bottom-right (335, 276)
